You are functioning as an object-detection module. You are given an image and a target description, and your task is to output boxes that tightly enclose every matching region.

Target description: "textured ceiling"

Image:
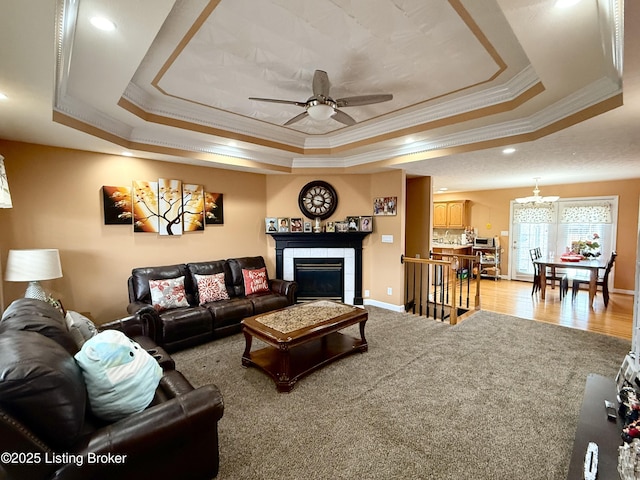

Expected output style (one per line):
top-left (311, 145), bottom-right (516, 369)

top-left (1, 0), bottom-right (637, 193)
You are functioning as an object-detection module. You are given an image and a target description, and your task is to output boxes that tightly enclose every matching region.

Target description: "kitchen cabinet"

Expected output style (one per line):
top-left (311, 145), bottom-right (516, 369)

top-left (433, 203), bottom-right (448, 228)
top-left (433, 201), bottom-right (468, 228)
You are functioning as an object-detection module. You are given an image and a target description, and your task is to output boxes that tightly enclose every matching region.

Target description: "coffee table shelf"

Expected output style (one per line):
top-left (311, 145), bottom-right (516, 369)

top-left (241, 301), bottom-right (368, 392)
top-left (243, 331), bottom-right (366, 392)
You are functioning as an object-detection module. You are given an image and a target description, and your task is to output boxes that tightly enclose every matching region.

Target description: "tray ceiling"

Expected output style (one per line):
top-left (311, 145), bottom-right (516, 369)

top-left (1, 0), bottom-right (636, 192)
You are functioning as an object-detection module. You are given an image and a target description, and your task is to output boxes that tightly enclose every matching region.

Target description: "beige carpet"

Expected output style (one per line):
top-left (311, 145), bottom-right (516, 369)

top-left (172, 307), bottom-right (629, 480)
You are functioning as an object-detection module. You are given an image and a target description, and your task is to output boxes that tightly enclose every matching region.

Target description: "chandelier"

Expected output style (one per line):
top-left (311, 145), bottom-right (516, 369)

top-left (515, 178), bottom-right (559, 204)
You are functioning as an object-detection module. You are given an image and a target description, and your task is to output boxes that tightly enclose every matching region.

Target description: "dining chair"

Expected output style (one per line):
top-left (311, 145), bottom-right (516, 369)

top-left (571, 252), bottom-right (617, 306)
top-left (529, 248), bottom-right (568, 298)
top-left (529, 248), bottom-right (542, 295)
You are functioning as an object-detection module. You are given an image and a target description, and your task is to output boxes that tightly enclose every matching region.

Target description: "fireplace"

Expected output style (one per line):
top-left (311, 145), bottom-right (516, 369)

top-left (270, 232), bottom-right (370, 305)
top-left (294, 258), bottom-right (344, 302)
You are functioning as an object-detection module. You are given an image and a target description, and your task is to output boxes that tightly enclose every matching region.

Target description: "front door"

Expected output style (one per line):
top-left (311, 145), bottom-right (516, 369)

top-left (509, 202), bottom-right (558, 281)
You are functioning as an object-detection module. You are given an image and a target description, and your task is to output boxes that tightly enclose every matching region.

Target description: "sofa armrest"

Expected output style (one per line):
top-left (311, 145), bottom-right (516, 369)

top-left (123, 303), bottom-right (159, 341)
top-left (100, 315), bottom-right (144, 338)
top-left (53, 385), bottom-right (224, 480)
top-left (270, 278), bottom-right (298, 305)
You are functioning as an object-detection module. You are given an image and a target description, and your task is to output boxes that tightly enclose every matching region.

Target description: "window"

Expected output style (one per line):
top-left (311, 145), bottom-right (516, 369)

top-left (510, 196), bottom-right (617, 281)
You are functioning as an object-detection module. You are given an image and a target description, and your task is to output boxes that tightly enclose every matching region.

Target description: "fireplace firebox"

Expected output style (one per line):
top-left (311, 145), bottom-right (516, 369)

top-left (294, 258), bottom-right (344, 302)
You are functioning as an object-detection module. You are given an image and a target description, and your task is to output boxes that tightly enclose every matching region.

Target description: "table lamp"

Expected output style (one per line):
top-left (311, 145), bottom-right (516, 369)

top-left (4, 249), bottom-right (63, 301)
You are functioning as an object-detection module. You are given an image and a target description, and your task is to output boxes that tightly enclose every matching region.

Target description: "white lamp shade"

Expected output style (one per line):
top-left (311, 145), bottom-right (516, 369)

top-left (307, 104), bottom-right (335, 120)
top-left (5, 249), bottom-right (63, 282)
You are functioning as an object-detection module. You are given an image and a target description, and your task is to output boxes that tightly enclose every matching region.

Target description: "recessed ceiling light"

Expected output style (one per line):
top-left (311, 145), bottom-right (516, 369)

top-left (502, 147), bottom-right (516, 154)
top-left (555, 0), bottom-right (581, 8)
top-left (90, 16), bottom-right (116, 31)
top-left (122, 151), bottom-right (133, 157)
top-left (438, 187), bottom-right (448, 192)
top-left (0, 93), bottom-right (8, 100)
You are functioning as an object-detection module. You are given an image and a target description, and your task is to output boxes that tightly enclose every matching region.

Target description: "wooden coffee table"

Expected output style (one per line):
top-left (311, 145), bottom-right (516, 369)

top-left (241, 300), bottom-right (368, 392)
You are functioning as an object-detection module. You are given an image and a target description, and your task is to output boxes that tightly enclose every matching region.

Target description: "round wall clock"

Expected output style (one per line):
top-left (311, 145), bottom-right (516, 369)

top-left (298, 180), bottom-right (338, 220)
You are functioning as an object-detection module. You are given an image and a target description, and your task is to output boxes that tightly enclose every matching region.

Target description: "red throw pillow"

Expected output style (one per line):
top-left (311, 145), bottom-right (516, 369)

top-left (195, 273), bottom-right (230, 304)
top-left (242, 267), bottom-right (270, 295)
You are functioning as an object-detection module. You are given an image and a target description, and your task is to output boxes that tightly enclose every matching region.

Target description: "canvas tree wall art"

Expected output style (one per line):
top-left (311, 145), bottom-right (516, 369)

top-left (0, 155), bottom-right (12, 208)
top-left (205, 192), bottom-right (224, 225)
top-left (104, 178), bottom-right (223, 234)
top-left (158, 178), bottom-right (183, 236)
top-left (183, 184), bottom-right (205, 232)
top-left (133, 180), bottom-right (159, 233)
top-left (102, 186), bottom-right (132, 224)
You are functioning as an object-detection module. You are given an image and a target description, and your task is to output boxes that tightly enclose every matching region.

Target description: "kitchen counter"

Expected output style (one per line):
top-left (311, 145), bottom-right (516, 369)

top-left (432, 243), bottom-right (473, 250)
top-left (432, 244), bottom-right (474, 270)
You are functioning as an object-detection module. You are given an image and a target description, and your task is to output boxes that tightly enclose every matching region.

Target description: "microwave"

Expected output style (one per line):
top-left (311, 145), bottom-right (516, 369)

top-left (474, 237), bottom-right (497, 247)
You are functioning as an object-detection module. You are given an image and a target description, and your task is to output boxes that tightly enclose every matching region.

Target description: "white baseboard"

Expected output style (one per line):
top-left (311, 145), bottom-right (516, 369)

top-left (613, 288), bottom-right (634, 295)
top-left (363, 298), bottom-right (405, 312)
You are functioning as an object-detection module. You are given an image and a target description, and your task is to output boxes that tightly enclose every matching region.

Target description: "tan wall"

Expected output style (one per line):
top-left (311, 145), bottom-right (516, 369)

top-left (1, 138), bottom-right (635, 322)
top-left (0, 141), bottom-right (269, 322)
top-left (434, 179), bottom-right (640, 291)
top-left (0, 141), bottom-right (410, 323)
top-left (265, 170), bottom-right (406, 306)
top-left (406, 177), bottom-right (432, 259)
top-left (370, 170), bottom-right (406, 304)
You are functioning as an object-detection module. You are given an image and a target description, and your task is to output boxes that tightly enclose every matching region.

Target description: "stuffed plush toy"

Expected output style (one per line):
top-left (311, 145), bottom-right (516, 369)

top-left (74, 330), bottom-right (162, 421)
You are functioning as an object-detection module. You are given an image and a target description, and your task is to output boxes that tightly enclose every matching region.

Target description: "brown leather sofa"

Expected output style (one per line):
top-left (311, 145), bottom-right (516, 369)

top-left (127, 256), bottom-right (297, 352)
top-left (0, 298), bottom-right (224, 480)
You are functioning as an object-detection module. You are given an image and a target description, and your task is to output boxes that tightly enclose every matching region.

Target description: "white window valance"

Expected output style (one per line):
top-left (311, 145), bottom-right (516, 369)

top-left (513, 203), bottom-right (556, 224)
top-left (559, 202), bottom-right (612, 223)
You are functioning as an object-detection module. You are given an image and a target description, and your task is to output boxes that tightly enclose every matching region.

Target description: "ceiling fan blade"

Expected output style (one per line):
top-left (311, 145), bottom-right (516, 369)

top-left (336, 94), bottom-right (393, 107)
top-left (284, 111), bottom-right (309, 126)
top-left (312, 70), bottom-right (330, 98)
top-left (331, 109), bottom-right (356, 126)
top-left (249, 97), bottom-right (307, 108)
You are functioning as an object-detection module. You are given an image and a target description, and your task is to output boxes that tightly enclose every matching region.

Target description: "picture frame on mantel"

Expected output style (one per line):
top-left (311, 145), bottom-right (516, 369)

top-left (277, 217), bottom-right (290, 232)
top-left (265, 217), bottom-right (277, 233)
top-left (335, 221), bottom-right (348, 233)
top-left (290, 217), bottom-right (303, 232)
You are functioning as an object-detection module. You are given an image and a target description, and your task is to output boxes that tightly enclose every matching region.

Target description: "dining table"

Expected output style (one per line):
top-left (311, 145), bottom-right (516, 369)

top-left (533, 256), bottom-right (607, 306)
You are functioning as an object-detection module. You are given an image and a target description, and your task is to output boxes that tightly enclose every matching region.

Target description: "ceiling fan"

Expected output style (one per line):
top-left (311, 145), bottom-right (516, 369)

top-left (249, 70), bottom-right (393, 126)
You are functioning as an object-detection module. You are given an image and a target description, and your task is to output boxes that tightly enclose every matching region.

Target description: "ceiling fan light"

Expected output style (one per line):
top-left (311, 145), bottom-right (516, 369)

top-left (307, 104), bottom-right (334, 121)
top-left (515, 178), bottom-right (559, 204)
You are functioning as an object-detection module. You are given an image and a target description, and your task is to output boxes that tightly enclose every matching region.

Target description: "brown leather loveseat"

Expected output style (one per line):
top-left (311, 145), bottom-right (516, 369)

top-left (0, 298), bottom-right (224, 480)
top-left (127, 256), bottom-right (297, 352)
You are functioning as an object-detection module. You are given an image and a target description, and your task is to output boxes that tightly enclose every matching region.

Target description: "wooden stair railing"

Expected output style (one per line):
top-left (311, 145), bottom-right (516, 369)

top-left (401, 253), bottom-right (481, 325)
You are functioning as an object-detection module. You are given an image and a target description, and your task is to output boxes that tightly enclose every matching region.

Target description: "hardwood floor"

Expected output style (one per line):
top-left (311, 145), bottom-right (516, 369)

top-left (476, 278), bottom-right (634, 340)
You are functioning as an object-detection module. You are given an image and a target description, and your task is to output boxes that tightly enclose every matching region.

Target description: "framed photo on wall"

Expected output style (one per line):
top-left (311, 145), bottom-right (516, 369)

top-left (373, 196), bottom-right (397, 216)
